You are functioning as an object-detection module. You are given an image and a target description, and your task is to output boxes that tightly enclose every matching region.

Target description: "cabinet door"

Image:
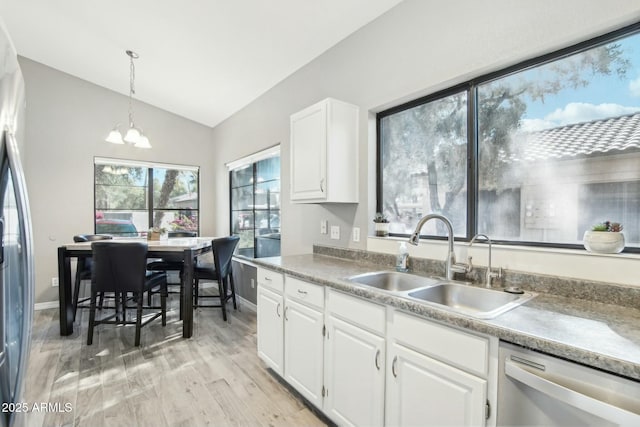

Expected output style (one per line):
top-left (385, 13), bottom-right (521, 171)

top-left (257, 285), bottom-right (284, 374)
top-left (324, 315), bottom-right (385, 427)
top-left (386, 342), bottom-right (487, 427)
top-left (284, 298), bottom-right (324, 408)
top-left (290, 101), bottom-right (327, 201)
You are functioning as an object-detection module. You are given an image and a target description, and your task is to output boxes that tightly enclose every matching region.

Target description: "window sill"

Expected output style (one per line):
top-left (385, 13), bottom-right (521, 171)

top-left (367, 236), bottom-right (640, 286)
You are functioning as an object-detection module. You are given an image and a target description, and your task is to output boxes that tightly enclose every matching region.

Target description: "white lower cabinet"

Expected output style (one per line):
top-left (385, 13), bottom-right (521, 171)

top-left (283, 277), bottom-right (324, 408)
top-left (385, 310), bottom-right (493, 427)
top-left (324, 289), bottom-right (386, 427)
top-left (256, 269), bottom-right (285, 375)
top-left (386, 342), bottom-right (486, 426)
top-left (256, 268), bottom-right (496, 427)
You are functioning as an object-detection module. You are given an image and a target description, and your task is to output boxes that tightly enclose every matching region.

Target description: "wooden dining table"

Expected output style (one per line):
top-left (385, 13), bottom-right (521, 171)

top-left (57, 236), bottom-right (216, 338)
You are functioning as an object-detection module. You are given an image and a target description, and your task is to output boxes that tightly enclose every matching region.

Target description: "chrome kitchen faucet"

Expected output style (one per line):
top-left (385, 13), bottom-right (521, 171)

top-left (408, 213), bottom-right (470, 280)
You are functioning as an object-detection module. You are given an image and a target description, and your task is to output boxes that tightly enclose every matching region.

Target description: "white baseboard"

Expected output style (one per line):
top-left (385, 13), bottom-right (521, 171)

top-left (237, 295), bottom-right (256, 312)
top-left (34, 301), bottom-right (58, 311)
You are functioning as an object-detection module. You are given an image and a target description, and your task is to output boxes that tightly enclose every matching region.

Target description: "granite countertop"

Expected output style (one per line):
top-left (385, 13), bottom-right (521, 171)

top-left (250, 253), bottom-right (640, 381)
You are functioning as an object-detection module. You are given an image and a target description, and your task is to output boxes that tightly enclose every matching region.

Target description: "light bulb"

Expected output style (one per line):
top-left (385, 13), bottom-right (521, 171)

top-left (124, 127), bottom-right (141, 144)
top-left (105, 128), bottom-right (124, 144)
top-left (135, 134), bottom-right (151, 149)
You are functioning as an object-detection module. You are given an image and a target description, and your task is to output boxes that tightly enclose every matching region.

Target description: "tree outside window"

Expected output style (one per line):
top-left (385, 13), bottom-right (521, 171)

top-left (94, 159), bottom-right (199, 236)
top-left (379, 25), bottom-right (640, 249)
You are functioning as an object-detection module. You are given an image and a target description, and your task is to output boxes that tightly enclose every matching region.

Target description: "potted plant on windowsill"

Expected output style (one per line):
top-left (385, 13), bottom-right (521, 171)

top-left (147, 227), bottom-right (166, 241)
top-left (583, 221), bottom-right (624, 254)
top-left (373, 212), bottom-right (390, 237)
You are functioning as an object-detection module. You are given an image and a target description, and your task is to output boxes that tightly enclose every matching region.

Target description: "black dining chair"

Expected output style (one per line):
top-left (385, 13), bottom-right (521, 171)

top-left (193, 236), bottom-right (240, 321)
top-left (147, 230), bottom-right (197, 273)
top-left (146, 231), bottom-right (197, 308)
top-left (72, 234), bottom-right (113, 321)
top-left (87, 241), bottom-right (168, 347)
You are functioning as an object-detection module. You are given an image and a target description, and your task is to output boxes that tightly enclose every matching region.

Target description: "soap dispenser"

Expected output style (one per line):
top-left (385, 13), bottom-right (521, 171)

top-left (396, 242), bottom-right (409, 272)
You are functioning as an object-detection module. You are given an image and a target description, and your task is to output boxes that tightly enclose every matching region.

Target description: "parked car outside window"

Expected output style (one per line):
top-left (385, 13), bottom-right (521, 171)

top-left (95, 219), bottom-right (138, 237)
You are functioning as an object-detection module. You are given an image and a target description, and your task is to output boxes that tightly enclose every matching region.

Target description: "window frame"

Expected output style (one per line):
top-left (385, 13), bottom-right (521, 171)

top-left (93, 157), bottom-right (200, 236)
top-left (376, 21), bottom-right (640, 252)
top-left (227, 145), bottom-right (281, 259)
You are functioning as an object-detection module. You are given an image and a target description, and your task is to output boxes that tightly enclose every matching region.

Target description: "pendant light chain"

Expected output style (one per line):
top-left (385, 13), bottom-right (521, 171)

top-left (128, 51), bottom-right (136, 129)
top-left (105, 49), bottom-right (150, 148)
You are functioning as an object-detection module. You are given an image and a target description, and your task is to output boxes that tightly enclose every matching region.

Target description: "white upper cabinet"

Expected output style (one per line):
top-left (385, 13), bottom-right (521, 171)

top-left (290, 98), bottom-right (359, 203)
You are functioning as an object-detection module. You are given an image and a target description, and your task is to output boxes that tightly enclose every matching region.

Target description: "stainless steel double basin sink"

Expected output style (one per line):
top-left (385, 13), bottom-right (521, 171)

top-left (346, 271), bottom-right (535, 319)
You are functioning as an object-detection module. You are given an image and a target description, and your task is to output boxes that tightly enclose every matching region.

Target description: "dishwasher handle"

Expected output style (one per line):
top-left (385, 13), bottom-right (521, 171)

top-left (505, 359), bottom-right (640, 426)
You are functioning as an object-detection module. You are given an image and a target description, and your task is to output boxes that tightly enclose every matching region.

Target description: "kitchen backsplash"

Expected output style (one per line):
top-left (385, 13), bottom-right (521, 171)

top-left (313, 244), bottom-right (640, 310)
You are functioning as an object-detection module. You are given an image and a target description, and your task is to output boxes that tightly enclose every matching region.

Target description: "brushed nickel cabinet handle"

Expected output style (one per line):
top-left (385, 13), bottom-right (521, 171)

top-left (375, 349), bottom-right (381, 370)
top-left (276, 302), bottom-right (281, 317)
top-left (392, 356), bottom-right (398, 377)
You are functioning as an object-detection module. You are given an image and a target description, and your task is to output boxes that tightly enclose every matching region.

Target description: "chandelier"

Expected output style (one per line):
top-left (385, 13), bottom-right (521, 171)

top-left (105, 50), bottom-right (151, 148)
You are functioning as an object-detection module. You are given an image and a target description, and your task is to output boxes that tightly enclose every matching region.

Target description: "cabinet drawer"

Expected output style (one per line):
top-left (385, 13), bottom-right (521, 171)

top-left (257, 267), bottom-right (284, 293)
top-left (327, 289), bottom-right (385, 335)
top-left (391, 311), bottom-right (488, 377)
top-left (285, 276), bottom-right (324, 309)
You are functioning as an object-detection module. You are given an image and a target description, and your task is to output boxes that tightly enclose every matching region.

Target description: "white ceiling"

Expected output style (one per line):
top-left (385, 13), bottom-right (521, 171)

top-left (0, 0), bottom-right (402, 127)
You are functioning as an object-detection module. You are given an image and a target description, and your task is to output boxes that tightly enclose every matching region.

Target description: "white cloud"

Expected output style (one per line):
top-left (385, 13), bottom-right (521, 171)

top-left (630, 76), bottom-right (640, 97)
top-left (520, 118), bottom-right (557, 132)
top-left (543, 102), bottom-right (640, 127)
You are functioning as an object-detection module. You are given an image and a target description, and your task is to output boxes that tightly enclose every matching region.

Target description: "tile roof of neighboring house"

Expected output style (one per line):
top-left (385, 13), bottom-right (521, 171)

top-left (502, 112), bottom-right (640, 162)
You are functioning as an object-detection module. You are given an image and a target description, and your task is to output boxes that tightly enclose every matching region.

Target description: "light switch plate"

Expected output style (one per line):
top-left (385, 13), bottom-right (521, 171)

top-left (352, 227), bottom-right (360, 242)
top-left (320, 220), bottom-right (328, 234)
top-left (330, 225), bottom-right (340, 240)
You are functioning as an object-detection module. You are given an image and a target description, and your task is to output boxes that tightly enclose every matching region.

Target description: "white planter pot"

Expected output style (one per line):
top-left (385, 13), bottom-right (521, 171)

top-left (583, 231), bottom-right (625, 254)
top-left (374, 222), bottom-right (389, 237)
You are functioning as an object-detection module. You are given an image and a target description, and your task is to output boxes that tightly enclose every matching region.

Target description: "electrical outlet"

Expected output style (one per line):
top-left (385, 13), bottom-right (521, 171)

top-left (330, 225), bottom-right (340, 240)
top-left (320, 220), bottom-right (328, 234)
top-left (51, 277), bottom-right (59, 287)
top-left (352, 227), bottom-right (360, 242)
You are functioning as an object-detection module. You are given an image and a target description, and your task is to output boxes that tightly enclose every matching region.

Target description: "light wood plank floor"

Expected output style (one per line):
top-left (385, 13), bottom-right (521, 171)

top-left (23, 294), bottom-right (327, 427)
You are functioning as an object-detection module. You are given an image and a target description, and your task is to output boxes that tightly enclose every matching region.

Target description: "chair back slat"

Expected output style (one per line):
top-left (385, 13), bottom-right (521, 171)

top-left (91, 242), bottom-right (148, 293)
top-left (74, 234), bottom-right (113, 242)
top-left (212, 236), bottom-right (240, 279)
top-left (74, 234), bottom-right (113, 271)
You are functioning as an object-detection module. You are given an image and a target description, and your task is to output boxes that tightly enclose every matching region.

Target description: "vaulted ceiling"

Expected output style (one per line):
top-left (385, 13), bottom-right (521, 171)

top-left (0, 0), bottom-right (402, 127)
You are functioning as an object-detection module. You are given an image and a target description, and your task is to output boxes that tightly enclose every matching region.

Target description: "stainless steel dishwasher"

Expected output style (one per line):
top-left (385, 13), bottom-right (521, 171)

top-left (497, 342), bottom-right (640, 426)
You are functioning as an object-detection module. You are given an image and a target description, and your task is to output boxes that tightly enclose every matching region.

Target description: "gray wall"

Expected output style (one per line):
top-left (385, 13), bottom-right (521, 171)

top-left (21, 0), bottom-right (640, 303)
top-left (20, 58), bottom-right (215, 303)
top-left (232, 260), bottom-right (257, 305)
top-left (209, 0), bottom-right (640, 256)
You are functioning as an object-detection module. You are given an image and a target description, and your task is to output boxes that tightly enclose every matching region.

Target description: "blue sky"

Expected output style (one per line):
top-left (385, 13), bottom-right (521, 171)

top-left (519, 33), bottom-right (640, 131)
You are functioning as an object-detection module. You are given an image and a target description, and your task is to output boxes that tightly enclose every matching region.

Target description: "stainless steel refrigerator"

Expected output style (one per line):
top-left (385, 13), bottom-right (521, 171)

top-left (0, 19), bottom-right (34, 427)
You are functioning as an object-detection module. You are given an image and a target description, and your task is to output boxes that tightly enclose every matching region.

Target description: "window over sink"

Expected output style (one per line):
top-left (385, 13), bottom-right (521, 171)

top-left (378, 22), bottom-right (640, 251)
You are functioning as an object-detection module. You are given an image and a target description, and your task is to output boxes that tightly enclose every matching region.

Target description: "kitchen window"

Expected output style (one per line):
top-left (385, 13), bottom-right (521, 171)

top-left (379, 88), bottom-right (469, 238)
top-left (228, 146), bottom-right (281, 258)
top-left (94, 158), bottom-right (199, 236)
top-left (378, 22), bottom-right (640, 250)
